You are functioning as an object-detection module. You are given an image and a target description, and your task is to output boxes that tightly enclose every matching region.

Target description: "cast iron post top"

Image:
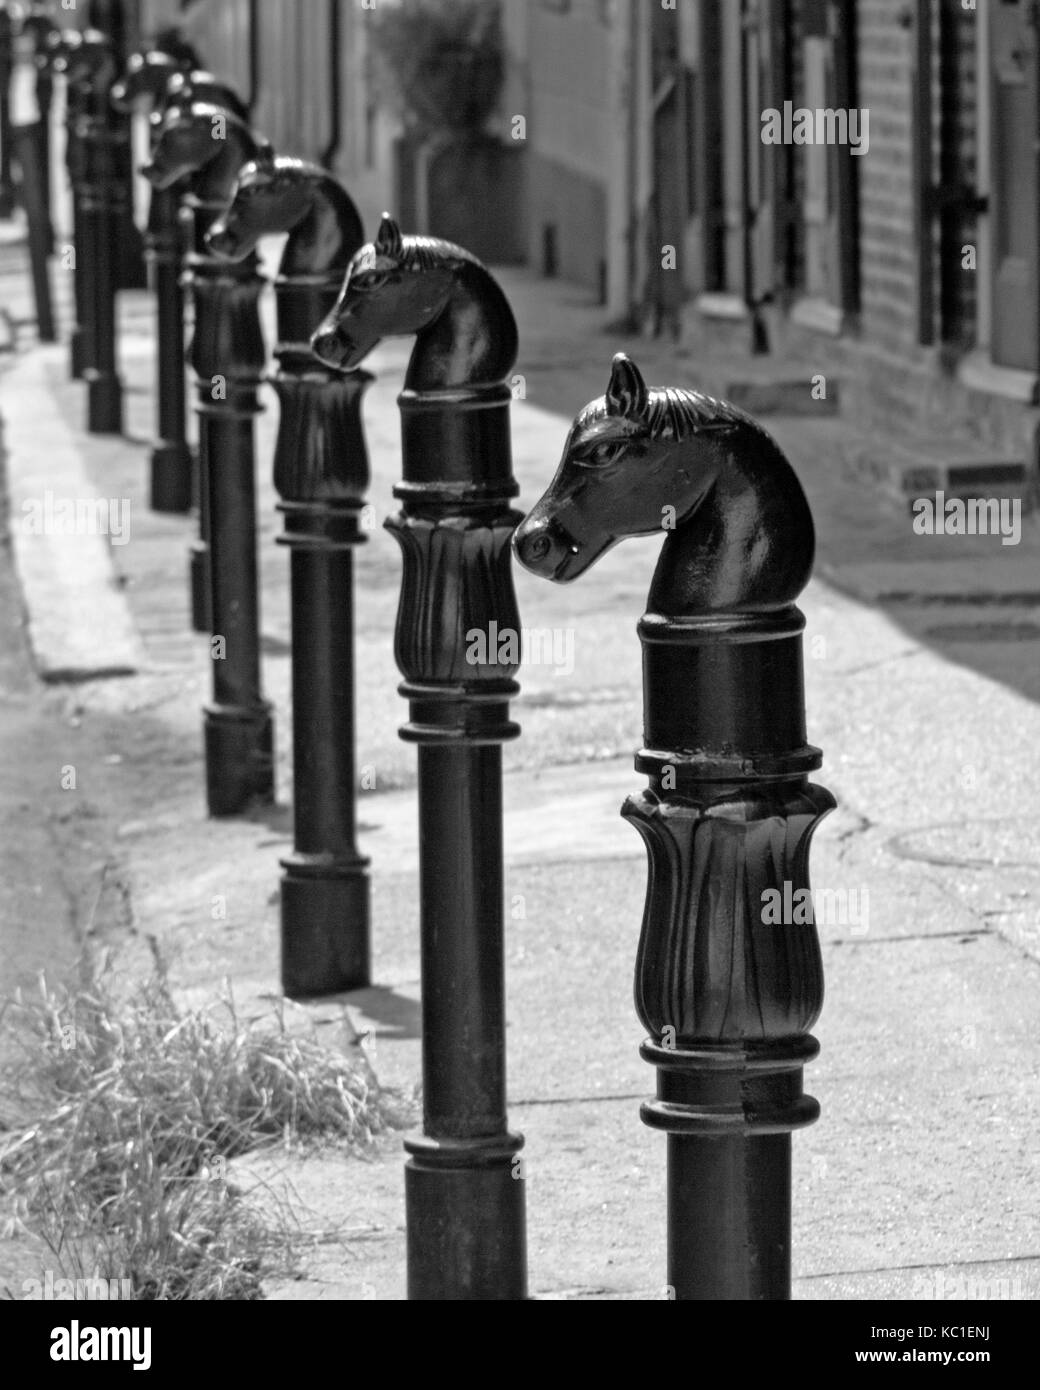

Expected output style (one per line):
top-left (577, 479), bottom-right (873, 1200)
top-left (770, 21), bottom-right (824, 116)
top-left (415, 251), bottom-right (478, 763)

top-left (40, 20), bottom-right (74, 72)
top-left (309, 212), bottom-right (518, 390)
top-left (151, 68), bottom-right (248, 131)
top-left (52, 27), bottom-right (114, 85)
top-left (18, 3), bottom-right (59, 55)
top-left (205, 153), bottom-right (364, 277)
top-left (141, 100), bottom-right (269, 202)
top-left (111, 44), bottom-right (193, 112)
top-left (513, 352), bottom-right (815, 618)
top-left (51, 27), bottom-right (114, 93)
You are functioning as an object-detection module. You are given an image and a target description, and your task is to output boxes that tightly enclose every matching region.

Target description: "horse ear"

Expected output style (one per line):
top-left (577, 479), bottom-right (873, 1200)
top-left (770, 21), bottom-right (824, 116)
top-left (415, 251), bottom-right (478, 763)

top-left (606, 353), bottom-right (648, 420)
top-left (254, 137), bottom-right (275, 167)
top-left (375, 213), bottom-right (403, 259)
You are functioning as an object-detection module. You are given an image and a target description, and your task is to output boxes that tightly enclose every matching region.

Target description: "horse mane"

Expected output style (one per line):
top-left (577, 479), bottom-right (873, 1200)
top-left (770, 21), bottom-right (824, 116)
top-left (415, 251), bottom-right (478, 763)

top-left (399, 235), bottom-right (483, 274)
top-left (265, 155), bottom-right (323, 182)
top-left (265, 157), bottom-right (358, 211)
top-left (236, 154), bottom-right (326, 192)
top-left (579, 386), bottom-right (764, 443)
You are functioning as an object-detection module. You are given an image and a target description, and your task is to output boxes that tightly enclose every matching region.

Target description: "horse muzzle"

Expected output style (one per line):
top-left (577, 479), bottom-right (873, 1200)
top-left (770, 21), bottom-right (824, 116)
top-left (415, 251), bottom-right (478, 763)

top-left (139, 160), bottom-right (180, 190)
top-left (310, 321), bottom-right (367, 372)
top-left (513, 515), bottom-right (581, 583)
top-left (205, 222), bottom-right (251, 262)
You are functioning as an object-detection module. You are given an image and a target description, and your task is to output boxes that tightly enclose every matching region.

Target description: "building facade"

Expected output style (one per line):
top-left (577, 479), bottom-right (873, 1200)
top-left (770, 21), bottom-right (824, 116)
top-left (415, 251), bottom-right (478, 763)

top-left (132, 0), bottom-right (1040, 460)
top-left (507, 0), bottom-right (1037, 458)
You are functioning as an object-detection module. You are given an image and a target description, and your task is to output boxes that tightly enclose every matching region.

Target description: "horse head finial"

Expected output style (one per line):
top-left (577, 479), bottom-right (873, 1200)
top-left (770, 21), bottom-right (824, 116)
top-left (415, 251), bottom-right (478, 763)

top-left (311, 222), bottom-right (516, 385)
top-left (374, 213), bottom-right (403, 260)
top-left (154, 70), bottom-right (249, 131)
top-left (206, 156), bottom-right (364, 277)
top-left (141, 102), bottom-right (261, 201)
top-left (46, 26), bottom-right (79, 74)
top-left (516, 359), bottom-right (816, 613)
top-left (152, 27), bottom-right (201, 71)
top-left (111, 48), bottom-right (181, 113)
top-left (58, 27), bottom-right (114, 85)
top-left (606, 353), bottom-right (649, 421)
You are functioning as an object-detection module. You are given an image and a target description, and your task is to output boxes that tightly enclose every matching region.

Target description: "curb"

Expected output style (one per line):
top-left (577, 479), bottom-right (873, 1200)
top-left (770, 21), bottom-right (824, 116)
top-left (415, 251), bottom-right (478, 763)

top-left (1, 346), bottom-right (147, 681)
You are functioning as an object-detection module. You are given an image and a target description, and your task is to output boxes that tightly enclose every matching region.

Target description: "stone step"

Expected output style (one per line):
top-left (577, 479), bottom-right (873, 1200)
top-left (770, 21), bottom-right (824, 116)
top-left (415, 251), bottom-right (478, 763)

top-left (724, 375), bottom-right (841, 417)
top-left (841, 436), bottom-right (1034, 513)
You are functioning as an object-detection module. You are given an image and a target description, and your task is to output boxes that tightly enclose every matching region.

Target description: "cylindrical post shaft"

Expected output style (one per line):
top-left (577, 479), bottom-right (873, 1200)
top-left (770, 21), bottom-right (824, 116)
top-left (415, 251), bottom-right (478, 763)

top-left (289, 546), bottom-right (360, 849)
top-left (0, 5), bottom-right (14, 219)
top-left (79, 51), bottom-right (123, 434)
top-left (20, 5), bottom-right (59, 249)
top-left (35, 60), bottom-right (52, 248)
top-left (65, 78), bottom-right (91, 379)
top-left (13, 121), bottom-right (55, 341)
top-left (87, 0), bottom-right (145, 290)
top-left (666, 1133), bottom-right (792, 1300)
top-left (279, 500), bottom-right (370, 995)
top-left (185, 203), bottom-right (216, 633)
top-left (146, 183), bottom-right (191, 509)
top-left (404, 742), bottom-right (525, 1300)
top-left (417, 743), bottom-right (508, 1126)
top-left (190, 247), bottom-right (273, 816)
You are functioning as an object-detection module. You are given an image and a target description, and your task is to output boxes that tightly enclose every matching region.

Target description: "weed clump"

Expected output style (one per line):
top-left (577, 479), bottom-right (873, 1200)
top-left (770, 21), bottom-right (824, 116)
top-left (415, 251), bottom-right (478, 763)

top-left (0, 948), bottom-right (399, 1300)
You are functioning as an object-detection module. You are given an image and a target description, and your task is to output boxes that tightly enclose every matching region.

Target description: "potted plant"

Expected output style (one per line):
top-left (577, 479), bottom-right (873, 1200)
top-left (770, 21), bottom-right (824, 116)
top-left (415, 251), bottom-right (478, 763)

top-left (369, 0), bottom-right (504, 134)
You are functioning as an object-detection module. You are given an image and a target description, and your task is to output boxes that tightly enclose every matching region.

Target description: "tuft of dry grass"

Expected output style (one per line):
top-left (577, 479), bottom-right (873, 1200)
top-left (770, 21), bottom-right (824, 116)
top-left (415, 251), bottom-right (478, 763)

top-left (0, 944), bottom-right (402, 1300)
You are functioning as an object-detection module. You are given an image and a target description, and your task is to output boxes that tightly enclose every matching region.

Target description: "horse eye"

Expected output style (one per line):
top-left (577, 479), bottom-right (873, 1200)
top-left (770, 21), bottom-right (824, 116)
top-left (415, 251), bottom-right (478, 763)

top-left (586, 441), bottom-right (622, 467)
top-left (354, 270), bottom-right (390, 292)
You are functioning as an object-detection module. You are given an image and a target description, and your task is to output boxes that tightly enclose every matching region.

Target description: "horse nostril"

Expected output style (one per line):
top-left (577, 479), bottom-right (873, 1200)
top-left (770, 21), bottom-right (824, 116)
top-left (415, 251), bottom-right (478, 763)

top-left (140, 161), bottom-right (166, 187)
top-left (516, 526), bottom-right (560, 573)
top-left (311, 330), bottom-right (343, 365)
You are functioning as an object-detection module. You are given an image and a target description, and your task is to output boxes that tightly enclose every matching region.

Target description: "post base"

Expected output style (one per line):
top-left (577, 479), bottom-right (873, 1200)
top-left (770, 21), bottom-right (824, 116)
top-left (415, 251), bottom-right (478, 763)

top-left (204, 702), bottom-right (275, 817)
top-left (404, 1137), bottom-right (527, 1300)
top-left (85, 370), bottom-right (124, 435)
top-left (190, 542), bottom-right (211, 633)
top-left (69, 327), bottom-right (88, 380)
top-left (150, 441), bottom-right (193, 514)
top-left (279, 858), bottom-right (371, 999)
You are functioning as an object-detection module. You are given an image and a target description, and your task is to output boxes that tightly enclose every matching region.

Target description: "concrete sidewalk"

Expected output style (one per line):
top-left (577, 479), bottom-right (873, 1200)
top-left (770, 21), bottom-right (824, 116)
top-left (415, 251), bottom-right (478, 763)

top-left (1, 255), bottom-right (1038, 1299)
